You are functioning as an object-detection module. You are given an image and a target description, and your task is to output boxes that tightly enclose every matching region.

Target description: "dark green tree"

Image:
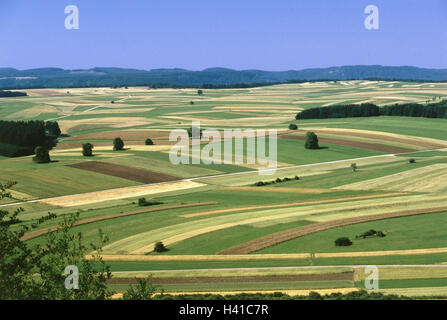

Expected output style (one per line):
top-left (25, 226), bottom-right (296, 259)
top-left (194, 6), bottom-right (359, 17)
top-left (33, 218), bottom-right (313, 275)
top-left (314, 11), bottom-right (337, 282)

top-left (197, 90), bottom-right (203, 95)
top-left (304, 132), bottom-right (319, 149)
top-left (145, 138), bottom-right (154, 146)
top-left (82, 143), bottom-right (94, 157)
top-left (33, 146), bottom-right (51, 163)
top-left (154, 241), bottom-right (168, 253)
top-left (113, 137), bottom-right (124, 151)
top-left (334, 237), bottom-right (352, 246)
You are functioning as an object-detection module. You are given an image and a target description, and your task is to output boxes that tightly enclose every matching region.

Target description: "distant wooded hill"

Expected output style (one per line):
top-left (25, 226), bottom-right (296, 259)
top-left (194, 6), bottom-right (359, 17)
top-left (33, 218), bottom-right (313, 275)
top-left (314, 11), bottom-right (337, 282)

top-left (1, 65), bottom-right (447, 89)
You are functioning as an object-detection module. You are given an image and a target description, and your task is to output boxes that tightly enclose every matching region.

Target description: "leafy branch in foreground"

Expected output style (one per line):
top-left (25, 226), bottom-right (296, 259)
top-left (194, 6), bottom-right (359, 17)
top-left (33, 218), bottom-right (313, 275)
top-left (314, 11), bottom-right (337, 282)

top-left (0, 182), bottom-right (114, 300)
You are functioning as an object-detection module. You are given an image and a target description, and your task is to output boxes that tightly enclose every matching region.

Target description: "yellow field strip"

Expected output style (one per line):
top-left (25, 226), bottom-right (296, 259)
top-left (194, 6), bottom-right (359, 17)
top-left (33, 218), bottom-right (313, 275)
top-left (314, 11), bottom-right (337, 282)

top-left (41, 181), bottom-right (207, 207)
top-left (179, 192), bottom-right (404, 218)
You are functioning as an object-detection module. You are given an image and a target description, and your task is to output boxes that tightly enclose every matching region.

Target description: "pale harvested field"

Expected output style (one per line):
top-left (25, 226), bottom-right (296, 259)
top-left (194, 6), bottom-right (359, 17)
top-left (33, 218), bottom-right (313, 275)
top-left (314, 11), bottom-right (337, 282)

top-left (377, 287), bottom-right (447, 297)
top-left (59, 118), bottom-right (152, 132)
top-left (179, 192), bottom-right (403, 218)
top-left (356, 266), bottom-right (447, 281)
top-left (310, 128), bottom-right (447, 149)
top-left (41, 181), bottom-right (207, 207)
top-left (336, 163), bottom-right (447, 193)
top-left (66, 129), bottom-right (171, 141)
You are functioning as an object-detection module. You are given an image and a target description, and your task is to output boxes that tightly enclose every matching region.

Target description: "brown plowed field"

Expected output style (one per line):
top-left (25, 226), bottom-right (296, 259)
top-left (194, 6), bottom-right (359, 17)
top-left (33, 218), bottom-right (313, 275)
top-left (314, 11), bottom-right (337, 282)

top-left (68, 161), bottom-right (177, 183)
top-left (218, 206), bottom-right (447, 254)
top-left (108, 273), bottom-right (354, 285)
top-left (20, 201), bottom-right (218, 241)
top-left (280, 135), bottom-right (413, 154)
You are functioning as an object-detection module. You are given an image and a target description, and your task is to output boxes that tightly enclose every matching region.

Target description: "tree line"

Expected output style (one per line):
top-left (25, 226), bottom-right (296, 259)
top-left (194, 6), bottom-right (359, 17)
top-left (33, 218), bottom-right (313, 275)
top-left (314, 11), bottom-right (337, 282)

top-left (0, 90), bottom-right (27, 97)
top-left (0, 120), bottom-right (60, 157)
top-left (296, 100), bottom-right (447, 120)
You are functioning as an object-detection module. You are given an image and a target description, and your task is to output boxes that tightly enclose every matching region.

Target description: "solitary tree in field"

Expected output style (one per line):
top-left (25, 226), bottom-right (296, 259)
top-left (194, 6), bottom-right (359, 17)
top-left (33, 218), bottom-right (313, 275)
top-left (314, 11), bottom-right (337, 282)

top-left (304, 132), bottom-right (319, 149)
top-left (154, 241), bottom-right (168, 253)
top-left (113, 137), bottom-right (124, 151)
top-left (351, 163), bottom-right (358, 172)
top-left (145, 138), bottom-right (154, 146)
top-left (197, 89), bottom-right (203, 95)
top-left (289, 123), bottom-right (298, 130)
top-left (82, 143), bottom-right (94, 157)
top-left (32, 146), bottom-right (51, 163)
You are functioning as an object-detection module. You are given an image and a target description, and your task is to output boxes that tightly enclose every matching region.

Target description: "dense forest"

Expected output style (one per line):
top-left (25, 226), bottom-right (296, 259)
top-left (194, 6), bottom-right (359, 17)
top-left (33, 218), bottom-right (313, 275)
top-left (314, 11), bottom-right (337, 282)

top-left (296, 100), bottom-right (447, 120)
top-left (0, 120), bottom-right (60, 157)
top-left (1, 65), bottom-right (447, 89)
top-left (0, 90), bottom-right (27, 97)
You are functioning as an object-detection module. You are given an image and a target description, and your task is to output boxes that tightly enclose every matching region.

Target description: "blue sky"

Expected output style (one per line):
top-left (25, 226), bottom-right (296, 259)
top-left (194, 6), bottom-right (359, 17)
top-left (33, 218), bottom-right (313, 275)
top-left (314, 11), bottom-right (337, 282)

top-left (1, 0), bottom-right (446, 70)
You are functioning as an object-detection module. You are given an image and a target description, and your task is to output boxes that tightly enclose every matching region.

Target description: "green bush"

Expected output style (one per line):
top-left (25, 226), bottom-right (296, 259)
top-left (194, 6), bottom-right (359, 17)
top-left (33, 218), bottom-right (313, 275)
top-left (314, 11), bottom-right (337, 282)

top-left (82, 143), bottom-right (94, 157)
top-left (305, 132), bottom-right (319, 149)
top-left (154, 241), bottom-right (168, 253)
top-left (289, 123), bottom-right (298, 130)
top-left (334, 237), bottom-right (352, 246)
top-left (32, 146), bottom-right (51, 163)
top-left (409, 158), bottom-right (416, 164)
top-left (113, 137), bottom-right (124, 151)
top-left (145, 138), bottom-right (154, 146)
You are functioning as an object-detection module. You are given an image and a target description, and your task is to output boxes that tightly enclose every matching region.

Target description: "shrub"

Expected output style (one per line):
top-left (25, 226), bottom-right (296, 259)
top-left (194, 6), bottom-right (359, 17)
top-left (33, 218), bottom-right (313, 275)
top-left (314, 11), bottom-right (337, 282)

top-left (113, 137), bottom-right (124, 151)
top-left (197, 90), bottom-right (203, 95)
top-left (32, 146), bottom-right (51, 163)
top-left (138, 198), bottom-right (148, 206)
top-left (305, 132), bottom-right (319, 149)
top-left (82, 143), bottom-right (94, 156)
top-left (294, 176), bottom-right (300, 180)
top-left (154, 241), bottom-right (168, 253)
top-left (145, 138), bottom-right (154, 146)
top-left (334, 237), bottom-right (352, 246)
top-left (190, 101), bottom-right (194, 105)
top-left (351, 163), bottom-right (358, 172)
top-left (289, 123), bottom-right (298, 130)
top-left (276, 178), bottom-right (283, 183)
top-left (377, 231), bottom-right (386, 237)
top-left (409, 158), bottom-right (416, 164)
top-left (254, 181), bottom-right (265, 186)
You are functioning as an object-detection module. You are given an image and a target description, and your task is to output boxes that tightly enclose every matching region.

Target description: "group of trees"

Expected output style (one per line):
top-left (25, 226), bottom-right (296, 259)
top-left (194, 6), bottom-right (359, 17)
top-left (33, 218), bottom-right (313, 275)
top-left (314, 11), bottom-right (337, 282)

top-left (297, 103), bottom-right (380, 120)
top-left (296, 100), bottom-right (447, 120)
top-left (0, 90), bottom-right (27, 97)
top-left (0, 120), bottom-right (60, 157)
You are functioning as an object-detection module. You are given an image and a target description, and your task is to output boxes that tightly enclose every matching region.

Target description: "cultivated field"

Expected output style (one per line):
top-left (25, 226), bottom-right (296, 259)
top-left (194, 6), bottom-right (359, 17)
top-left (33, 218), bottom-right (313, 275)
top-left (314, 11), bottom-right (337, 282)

top-left (3, 81), bottom-right (447, 297)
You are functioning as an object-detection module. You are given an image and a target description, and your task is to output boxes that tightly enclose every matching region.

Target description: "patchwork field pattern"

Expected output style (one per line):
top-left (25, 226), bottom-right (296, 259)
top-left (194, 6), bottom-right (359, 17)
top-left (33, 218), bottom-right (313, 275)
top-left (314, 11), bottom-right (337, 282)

top-left (4, 81), bottom-right (447, 296)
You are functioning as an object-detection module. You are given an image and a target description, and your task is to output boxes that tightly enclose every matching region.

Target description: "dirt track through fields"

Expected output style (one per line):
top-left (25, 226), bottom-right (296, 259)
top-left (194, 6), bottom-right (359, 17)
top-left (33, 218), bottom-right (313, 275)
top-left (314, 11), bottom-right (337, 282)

top-left (280, 135), bottom-right (413, 154)
top-left (68, 161), bottom-right (177, 183)
top-left (20, 201), bottom-right (218, 241)
top-left (218, 206), bottom-right (447, 254)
